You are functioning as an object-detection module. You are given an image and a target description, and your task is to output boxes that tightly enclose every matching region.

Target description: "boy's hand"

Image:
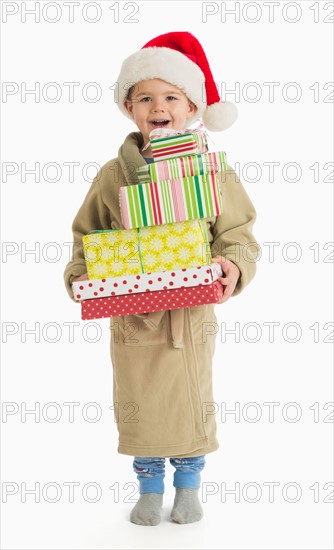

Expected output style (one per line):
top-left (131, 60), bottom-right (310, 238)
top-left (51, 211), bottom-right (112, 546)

top-left (211, 256), bottom-right (240, 304)
top-left (72, 273), bottom-right (88, 283)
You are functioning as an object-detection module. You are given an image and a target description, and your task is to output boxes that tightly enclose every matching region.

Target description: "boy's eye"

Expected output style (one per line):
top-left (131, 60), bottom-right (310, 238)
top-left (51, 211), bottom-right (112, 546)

top-left (139, 96), bottom-right (178, 102)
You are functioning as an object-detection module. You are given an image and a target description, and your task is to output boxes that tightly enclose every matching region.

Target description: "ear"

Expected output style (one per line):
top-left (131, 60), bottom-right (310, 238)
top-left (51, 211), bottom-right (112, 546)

top-left (186, 101), bottom-right (197, 119)
top-left (189, 100), bottom-right (197, 113)
top-left (124, 100), bottom-right (134, 118)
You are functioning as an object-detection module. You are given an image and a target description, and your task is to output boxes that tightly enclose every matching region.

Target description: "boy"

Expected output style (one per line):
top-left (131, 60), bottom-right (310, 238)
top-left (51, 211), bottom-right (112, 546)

top-left (64, 32), bottom-right (259, 525)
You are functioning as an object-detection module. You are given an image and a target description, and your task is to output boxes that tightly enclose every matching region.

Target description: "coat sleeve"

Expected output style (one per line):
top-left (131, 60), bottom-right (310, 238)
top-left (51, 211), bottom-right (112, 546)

top-left (63, 174), bottom-right (111, 301)
top-left (210, 166), bottom-right (259, 296)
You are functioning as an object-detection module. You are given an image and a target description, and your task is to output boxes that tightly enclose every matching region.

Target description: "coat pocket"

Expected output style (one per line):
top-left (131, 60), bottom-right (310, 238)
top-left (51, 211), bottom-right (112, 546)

top-left (114, 311), bottom-right (168, 346)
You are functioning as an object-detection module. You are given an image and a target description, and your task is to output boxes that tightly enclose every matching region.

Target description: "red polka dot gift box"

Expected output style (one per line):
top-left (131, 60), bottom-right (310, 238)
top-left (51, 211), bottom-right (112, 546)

top-left (72, 263), bottom-right (222, 302)
top-left (80, 280), bottom-right (223, 320)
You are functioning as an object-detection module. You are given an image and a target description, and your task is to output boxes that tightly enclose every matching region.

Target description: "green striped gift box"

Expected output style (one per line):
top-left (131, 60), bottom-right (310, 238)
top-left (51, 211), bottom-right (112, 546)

top-left (150, 132), bottom-right (208, 161)
top-left (137, 151), bottom-right (227, 184)
top-left (119, 172), bottom-right (223, 229)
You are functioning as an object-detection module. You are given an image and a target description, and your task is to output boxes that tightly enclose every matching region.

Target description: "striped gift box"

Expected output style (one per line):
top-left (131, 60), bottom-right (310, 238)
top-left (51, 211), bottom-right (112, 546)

top-left (151, 132), bottom-right (208, 161)
top-left (192, 131), bottom-right (208, 155)
top-left (137, 151), bottom-right (227, 184)
top-left (119, 172), bottom-right (223, 229)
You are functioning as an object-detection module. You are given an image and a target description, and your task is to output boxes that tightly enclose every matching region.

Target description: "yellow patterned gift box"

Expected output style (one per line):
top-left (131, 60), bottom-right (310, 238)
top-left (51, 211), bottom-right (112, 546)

top-left (82, 220), bottom-right (212, 279)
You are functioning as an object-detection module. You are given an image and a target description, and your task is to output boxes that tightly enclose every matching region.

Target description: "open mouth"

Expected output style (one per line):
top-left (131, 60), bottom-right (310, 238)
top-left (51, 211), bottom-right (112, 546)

top-left (149, 120), bottom-right (171, 127)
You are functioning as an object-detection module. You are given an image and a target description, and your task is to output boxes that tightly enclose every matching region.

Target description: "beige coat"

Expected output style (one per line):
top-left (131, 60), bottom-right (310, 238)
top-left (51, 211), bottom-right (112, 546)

top-left (64, 131), bottom-right (259, 458)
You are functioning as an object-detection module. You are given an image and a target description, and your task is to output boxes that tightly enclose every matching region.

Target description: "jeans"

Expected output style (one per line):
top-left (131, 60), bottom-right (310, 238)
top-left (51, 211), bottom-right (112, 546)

top-left (133, 455), bottom-right (206, 494)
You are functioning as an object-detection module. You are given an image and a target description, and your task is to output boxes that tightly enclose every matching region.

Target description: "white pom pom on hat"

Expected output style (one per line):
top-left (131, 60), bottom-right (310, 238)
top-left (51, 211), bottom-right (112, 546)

top-left (114, 31), bottom-right (238, 132)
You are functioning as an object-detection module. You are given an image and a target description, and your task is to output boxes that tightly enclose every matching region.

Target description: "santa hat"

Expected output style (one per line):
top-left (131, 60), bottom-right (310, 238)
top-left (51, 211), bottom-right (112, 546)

top-left (114, 31), bottom-right (237, 132)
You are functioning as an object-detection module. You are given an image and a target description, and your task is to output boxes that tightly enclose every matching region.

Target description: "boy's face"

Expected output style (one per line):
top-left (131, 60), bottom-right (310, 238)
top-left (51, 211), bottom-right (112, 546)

top-left (124, 79), bottom-right (197, 148)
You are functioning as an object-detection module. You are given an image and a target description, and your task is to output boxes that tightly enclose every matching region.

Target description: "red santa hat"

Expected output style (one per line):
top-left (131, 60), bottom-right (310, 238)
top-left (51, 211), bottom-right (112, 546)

top-left (114, 31), bottom-right (237, 132)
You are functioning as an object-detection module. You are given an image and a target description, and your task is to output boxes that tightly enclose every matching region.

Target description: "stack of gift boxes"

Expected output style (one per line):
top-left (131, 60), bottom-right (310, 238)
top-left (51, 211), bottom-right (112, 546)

top-left (72, 127), bottom-right (227, 320)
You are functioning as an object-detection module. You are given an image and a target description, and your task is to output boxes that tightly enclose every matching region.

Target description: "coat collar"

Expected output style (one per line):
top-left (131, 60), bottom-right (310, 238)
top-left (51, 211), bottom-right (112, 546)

top-left (117, 131), bottom-right (145, 186)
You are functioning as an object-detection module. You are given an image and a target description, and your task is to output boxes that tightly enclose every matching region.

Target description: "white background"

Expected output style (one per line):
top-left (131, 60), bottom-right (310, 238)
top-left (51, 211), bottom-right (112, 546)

top-left (1, 1), bottom-right (333, 549)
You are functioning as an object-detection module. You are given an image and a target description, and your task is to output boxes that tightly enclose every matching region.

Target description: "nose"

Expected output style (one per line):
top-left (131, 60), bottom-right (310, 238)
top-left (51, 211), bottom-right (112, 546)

top-left (151, 98), bottom-right (165, 112)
